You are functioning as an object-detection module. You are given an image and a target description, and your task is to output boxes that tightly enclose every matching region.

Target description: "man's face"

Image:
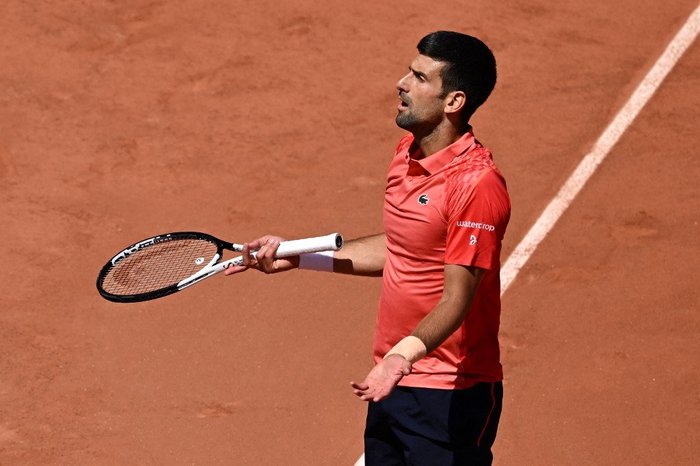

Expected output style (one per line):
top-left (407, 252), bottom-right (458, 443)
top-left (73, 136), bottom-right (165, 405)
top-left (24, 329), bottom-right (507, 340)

top-left (395, 54), bottom-right (448, 132)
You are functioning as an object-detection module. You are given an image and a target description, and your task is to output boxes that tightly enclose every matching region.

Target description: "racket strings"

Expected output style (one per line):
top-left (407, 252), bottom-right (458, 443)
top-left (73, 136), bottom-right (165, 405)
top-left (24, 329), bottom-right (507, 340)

top-left (100, 239), bottom-right (219, 297)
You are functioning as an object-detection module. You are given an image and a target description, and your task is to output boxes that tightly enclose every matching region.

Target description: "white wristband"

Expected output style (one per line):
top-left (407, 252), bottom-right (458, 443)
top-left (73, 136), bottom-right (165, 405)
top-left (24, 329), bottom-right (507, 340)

top-left (384, 336), bottom-right (428, 363)
top-left (298, 250), bottom-right (334, 272)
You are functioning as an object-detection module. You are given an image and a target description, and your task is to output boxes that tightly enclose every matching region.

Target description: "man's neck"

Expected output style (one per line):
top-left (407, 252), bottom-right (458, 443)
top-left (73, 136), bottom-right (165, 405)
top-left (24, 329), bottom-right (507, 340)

top-left (411, 120), bottom-right (468, 159)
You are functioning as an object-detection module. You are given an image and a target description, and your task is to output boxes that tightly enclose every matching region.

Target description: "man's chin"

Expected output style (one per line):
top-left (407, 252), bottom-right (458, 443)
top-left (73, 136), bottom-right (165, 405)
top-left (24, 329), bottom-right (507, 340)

top-left (395, 113), bottom-right (416, 131)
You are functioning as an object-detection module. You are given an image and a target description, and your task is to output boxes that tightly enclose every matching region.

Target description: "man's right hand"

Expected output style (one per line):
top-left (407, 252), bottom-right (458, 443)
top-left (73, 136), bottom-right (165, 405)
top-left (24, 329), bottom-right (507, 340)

top-left (223, 235), bottom-right (299, 275)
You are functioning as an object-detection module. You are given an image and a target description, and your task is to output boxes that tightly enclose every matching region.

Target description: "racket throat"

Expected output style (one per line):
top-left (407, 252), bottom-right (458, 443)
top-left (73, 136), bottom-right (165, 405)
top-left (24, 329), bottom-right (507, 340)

top-left (177, 253), bottom-right (222, 290)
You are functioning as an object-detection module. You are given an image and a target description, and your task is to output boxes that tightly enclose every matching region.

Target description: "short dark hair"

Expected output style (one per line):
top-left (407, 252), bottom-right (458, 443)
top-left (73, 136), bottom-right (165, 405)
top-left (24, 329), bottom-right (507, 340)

top-left (417, 31), bottom-right (497, 123)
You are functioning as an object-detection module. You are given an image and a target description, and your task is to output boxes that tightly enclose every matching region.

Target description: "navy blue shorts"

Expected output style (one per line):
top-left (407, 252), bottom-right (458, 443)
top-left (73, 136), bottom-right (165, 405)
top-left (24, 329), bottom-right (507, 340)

top-left (364, 382), bottom-right (503, 466)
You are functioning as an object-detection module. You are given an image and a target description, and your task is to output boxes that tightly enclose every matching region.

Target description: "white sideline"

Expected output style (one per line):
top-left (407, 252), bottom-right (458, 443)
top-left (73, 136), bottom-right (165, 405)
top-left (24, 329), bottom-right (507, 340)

top-left (500, 3), bottom-right (700, 293)
top-left (355, 5), bottom-right (700, 465)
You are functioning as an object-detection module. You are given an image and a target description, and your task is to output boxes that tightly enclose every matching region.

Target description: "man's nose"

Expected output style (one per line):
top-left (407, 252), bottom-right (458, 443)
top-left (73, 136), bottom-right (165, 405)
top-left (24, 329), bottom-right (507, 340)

top-left (396, 73), bottom-right (410, 92)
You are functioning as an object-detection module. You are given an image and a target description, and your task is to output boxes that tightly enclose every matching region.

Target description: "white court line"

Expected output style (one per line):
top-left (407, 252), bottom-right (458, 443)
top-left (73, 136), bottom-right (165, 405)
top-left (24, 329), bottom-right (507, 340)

top-left (500, 3), bottom-right (700, 293)
top-left (354, 5), bottom-right (700, 465)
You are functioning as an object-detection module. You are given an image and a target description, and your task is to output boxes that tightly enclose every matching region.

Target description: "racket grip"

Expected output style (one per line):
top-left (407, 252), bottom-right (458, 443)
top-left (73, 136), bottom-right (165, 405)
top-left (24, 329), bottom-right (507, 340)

top-left (275, 233), bottom-right (343, 257)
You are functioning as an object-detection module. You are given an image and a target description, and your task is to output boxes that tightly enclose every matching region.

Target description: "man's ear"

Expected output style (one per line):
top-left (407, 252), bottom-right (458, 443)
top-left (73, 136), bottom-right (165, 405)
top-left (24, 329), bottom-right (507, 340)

top-left (444, 90), bottom-right (466, 116)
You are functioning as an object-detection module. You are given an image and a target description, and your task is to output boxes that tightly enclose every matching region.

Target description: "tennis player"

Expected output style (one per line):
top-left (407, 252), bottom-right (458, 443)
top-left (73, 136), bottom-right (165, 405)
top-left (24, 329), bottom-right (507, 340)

top-left (227, 31), bottom-right (510, 466)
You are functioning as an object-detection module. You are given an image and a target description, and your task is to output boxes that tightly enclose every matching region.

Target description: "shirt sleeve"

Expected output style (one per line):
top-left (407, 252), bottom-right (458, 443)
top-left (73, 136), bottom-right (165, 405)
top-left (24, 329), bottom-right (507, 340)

top-left (444, 168), bottom-right (510, 270)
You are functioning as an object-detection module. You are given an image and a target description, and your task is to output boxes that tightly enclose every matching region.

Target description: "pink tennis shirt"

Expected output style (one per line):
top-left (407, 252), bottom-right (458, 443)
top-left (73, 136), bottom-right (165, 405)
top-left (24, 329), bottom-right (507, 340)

top-left (374, 130), bottom-right (511, 389)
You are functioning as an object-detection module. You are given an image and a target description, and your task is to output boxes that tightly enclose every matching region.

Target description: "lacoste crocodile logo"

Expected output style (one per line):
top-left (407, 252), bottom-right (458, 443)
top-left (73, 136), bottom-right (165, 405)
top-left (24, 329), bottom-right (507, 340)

top-left (418, 194), bottom-right (429, 205)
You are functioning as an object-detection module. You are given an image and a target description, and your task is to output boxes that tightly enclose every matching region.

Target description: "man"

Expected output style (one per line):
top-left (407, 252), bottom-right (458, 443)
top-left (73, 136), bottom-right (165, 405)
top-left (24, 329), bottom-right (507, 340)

top-left (227, 31), bottom-right (510, 465)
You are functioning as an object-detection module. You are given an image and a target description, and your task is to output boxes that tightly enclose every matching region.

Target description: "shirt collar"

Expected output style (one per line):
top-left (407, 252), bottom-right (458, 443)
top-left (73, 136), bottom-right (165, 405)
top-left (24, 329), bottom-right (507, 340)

top-left (404, 129), bottom-right (476, 176)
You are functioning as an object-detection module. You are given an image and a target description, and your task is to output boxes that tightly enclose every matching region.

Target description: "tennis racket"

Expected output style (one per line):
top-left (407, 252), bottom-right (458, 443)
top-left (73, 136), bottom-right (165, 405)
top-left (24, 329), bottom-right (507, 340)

top-left (96, 231), bottom-right (342, 303)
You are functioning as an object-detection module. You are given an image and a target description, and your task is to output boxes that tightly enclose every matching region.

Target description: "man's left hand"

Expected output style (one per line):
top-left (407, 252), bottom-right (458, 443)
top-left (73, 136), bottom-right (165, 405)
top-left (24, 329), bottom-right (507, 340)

top-left (350, 355), bottom-right (412, 402)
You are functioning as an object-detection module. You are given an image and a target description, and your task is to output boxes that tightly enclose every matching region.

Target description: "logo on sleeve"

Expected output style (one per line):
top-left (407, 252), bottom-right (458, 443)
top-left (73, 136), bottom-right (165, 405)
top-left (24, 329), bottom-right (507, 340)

top-left (417, 194), bottom-right (430, 205)
top-left (456, 220), bottom-right (495, 231)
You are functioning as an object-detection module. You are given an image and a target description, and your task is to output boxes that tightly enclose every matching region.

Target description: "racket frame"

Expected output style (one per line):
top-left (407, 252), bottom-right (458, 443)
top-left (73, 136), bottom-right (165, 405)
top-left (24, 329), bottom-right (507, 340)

top-left (97, 231), bottom-right (342, 303)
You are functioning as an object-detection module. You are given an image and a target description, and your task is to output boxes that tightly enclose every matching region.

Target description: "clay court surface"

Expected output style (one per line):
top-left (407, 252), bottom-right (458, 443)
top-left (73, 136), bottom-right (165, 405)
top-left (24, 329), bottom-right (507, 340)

top-left (1, 1), bottom-right (698, 464)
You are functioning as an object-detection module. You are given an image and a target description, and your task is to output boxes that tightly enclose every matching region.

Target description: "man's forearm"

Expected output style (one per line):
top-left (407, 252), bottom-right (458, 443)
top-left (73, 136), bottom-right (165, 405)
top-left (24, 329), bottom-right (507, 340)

top-left (385, 265), bottom-right (484, 363)
top-left (412, 299), bottom-right (471, 356)
top-left (412, 265), bottom-right (484, 356)
top-left (332, 233), bottom-right (386, 276)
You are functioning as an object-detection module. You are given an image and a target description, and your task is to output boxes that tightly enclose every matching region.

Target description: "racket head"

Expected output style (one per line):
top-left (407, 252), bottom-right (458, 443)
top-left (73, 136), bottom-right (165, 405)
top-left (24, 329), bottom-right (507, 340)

top-left (96, 232), bottom-right (228, 303)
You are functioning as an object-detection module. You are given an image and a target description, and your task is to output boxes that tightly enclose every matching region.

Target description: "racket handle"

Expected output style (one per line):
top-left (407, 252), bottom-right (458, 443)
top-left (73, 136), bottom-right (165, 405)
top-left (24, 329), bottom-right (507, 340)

top-left (213, 233), bottom-right (343, 273)
top-left (275, 233), bottom-right (343, 257)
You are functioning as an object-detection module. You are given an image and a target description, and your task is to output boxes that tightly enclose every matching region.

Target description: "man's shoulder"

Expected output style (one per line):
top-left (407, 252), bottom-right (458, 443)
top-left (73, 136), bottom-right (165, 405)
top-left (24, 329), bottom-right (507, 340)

top-left (446, 147), bottom-right (504, 185)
